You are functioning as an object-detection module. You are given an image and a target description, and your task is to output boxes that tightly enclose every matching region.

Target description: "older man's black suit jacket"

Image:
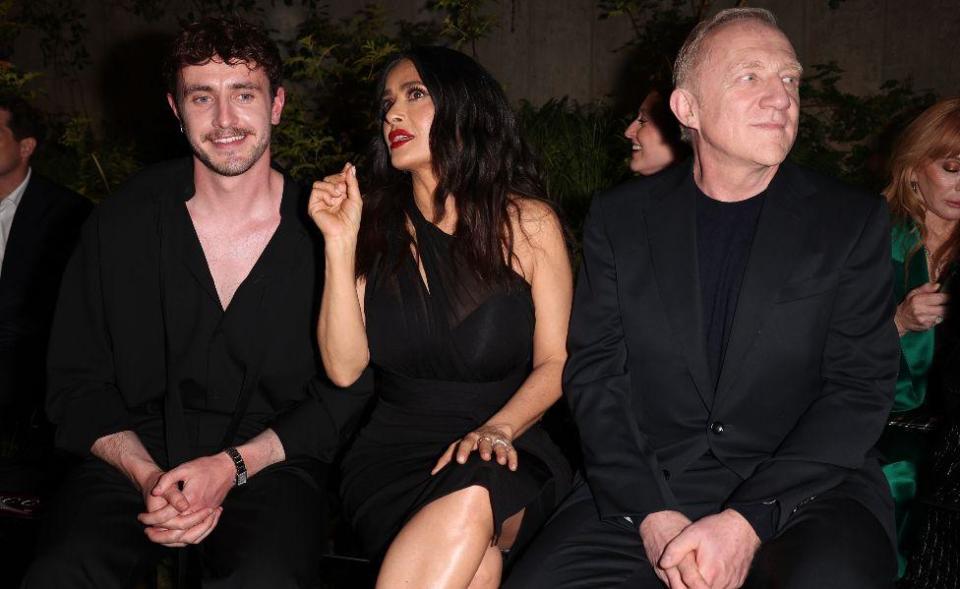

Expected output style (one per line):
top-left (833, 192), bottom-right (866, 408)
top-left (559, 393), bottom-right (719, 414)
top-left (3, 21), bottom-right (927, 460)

top-left (0, 174), bottom-right (90, 408)
top-left (564, 160), bottom-right (900, 542)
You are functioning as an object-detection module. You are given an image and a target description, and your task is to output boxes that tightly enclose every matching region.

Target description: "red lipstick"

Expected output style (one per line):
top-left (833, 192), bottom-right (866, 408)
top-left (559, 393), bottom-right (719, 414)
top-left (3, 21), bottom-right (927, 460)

top-left (389, 129), bottom-right (414, 150)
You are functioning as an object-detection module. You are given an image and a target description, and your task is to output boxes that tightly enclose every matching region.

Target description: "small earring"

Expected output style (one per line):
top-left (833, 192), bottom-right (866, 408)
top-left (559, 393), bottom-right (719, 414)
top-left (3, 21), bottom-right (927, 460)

top-left (910, 181), bottom-right (919, 192)
top-left (179, 123), bottom-right (184, 134)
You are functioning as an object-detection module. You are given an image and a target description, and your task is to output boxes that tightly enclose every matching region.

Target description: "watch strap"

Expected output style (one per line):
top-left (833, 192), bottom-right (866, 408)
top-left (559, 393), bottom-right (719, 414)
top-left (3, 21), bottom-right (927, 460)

top-left (224, 446), bottom-right (247, 486)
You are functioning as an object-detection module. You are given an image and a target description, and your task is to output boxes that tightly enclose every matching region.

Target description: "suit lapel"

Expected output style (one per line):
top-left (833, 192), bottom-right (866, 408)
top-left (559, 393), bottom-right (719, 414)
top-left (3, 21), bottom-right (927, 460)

top-left (1, 176), bottom-right (45, 280)
top-left (714, 162), bottom-right (808, 400)
top-left (645, 165), bottom-right (714, 408)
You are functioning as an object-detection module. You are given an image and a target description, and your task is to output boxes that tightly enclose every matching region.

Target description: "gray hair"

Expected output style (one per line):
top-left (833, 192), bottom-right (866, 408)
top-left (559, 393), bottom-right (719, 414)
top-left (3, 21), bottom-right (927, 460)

top-left (673, 7), bottom-right (780, 89)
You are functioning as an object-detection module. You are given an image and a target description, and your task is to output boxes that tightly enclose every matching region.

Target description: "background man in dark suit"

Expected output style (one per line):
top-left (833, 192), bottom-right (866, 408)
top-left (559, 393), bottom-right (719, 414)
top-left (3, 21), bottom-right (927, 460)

top-left (506, 8), bottom-right (900, 589)
top-left (0, 95), bottom-right (91, 448)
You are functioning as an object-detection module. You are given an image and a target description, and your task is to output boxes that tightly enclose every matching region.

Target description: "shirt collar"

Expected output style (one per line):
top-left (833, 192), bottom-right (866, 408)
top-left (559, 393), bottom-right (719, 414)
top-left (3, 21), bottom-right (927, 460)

top-left (2, 167), bottom-right (31, 208)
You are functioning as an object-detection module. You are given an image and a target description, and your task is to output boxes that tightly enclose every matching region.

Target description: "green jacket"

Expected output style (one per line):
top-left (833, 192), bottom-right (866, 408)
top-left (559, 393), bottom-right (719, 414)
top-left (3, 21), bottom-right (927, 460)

top-left (891, 221), bottom-right (935, 413)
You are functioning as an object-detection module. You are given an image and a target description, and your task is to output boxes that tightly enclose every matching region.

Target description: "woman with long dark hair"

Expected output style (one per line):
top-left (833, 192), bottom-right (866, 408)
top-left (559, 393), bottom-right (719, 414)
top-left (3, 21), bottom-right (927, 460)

top-left (309, 47), bottom-right (573, 587)
top-left (878, 97), bottom-right (960, 582)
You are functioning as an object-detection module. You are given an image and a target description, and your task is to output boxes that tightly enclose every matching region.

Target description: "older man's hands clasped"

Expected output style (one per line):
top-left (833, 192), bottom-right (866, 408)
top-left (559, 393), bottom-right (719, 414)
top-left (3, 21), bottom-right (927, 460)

top-left (641, 509), bottom-right (760, 589)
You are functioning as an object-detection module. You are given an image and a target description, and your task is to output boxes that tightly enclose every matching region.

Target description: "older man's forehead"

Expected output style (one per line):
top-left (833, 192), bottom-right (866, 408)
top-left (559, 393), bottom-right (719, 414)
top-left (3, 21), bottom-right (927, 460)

top-left (704, 23), bottom-right (799, 68)
top-left (729, 57), bottom-right (804, 74)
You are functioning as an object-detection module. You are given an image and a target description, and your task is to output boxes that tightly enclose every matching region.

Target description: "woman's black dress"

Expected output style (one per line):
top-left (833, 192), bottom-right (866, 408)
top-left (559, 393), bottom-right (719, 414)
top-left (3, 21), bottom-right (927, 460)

top-left (339, 204), bottom-right (572, 559)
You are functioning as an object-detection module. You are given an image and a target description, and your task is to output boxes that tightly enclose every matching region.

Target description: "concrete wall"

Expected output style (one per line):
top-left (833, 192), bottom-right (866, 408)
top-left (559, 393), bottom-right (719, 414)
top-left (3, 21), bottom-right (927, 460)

top-left (13, 0), bottom-right (960, 119)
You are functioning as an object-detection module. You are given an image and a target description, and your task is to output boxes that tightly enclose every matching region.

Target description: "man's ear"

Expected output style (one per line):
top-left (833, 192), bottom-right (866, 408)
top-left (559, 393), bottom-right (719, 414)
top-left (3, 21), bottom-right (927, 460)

top-left (270, 86), bottom-right (285, 126)
top-left (670, 88), bottom-right (699, 132)
top-left (18, 137), bottom-right (36, 161)
top-left (166, 93), bottom-right (182, 127)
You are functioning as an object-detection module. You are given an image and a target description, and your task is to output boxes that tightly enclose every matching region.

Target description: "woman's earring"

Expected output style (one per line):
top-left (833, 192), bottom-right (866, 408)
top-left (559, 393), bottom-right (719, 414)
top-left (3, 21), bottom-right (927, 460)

top-left (910, 180), bottom-right (919, 192)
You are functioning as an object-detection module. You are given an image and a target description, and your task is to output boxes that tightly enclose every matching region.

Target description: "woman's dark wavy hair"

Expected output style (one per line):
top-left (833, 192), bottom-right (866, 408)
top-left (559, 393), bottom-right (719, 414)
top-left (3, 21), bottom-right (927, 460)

top-left (356, 46), bottom-right (554, 284)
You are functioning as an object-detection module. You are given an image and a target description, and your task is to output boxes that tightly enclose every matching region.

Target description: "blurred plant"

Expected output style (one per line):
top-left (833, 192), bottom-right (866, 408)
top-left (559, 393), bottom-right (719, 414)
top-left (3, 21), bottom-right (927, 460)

top-left (518, 98), bottom-right (629, 240)
top-left (271, 96), bottom-right (338, 181)
top-left (792, 62), bottom-right (936, 191)
top-left (38, 116), bottom-right (141, 202)
top-left (0, 63), bottom-right (40, 97)
top-left (0, 0), bottom-right (21, 53)
top-left (277, 2), bottom-right (495, 181)
top-left (116, 0), bottom-right (321, 23)
top-left (278, 4), bottom-right (431, 179)
top-left (430, 0), bottom-right (497, 56)
top-left (18, 0), bottom-right (91, 71)
top-left (598, 0), bottom-right (693, 90)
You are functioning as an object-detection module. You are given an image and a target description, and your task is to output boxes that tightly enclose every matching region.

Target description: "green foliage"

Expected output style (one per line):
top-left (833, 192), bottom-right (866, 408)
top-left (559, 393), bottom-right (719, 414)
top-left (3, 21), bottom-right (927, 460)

top-left (277, 3), bottom-right (436, 178)
top-left (791, 62), bottom-right (936, 191)
top-left (598, 0), bottom-right (692, 87)
top-left (518, 98), bottom-right (629, 238)
top-left (275, 1), bottom-right (498, 180)
top-left (116, 0), bottom-right (321, 24)
top-left (18, 0), bottom-right (90, 70)
top-left (39, 116), bottom-right (141, 202)
top-left (429, 0), bottom-right (497, 55)
top-left (0, 63), bottom-right (41, 97)
top-left (271, 96), bottom-right (338, 181)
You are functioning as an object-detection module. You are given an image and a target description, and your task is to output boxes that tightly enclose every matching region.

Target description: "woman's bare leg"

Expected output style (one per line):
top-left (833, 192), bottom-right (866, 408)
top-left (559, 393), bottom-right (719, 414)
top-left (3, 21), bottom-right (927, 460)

top-left (464, 505), bottom-right (526, 588)
top-left (466, 546), bottom-right (503, 589)
top-left (376, 485), bottom-right (495, 589)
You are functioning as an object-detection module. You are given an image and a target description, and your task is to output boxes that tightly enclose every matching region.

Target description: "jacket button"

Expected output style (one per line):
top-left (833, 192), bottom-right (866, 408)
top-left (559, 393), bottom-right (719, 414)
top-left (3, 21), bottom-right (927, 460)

top-left (710, 422), bottom-right (725, 434)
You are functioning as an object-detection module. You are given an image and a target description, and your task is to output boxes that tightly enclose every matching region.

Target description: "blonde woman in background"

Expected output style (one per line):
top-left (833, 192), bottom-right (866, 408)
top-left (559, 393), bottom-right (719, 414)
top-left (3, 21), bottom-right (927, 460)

top-left (879, 97), bottom-right (960, 581)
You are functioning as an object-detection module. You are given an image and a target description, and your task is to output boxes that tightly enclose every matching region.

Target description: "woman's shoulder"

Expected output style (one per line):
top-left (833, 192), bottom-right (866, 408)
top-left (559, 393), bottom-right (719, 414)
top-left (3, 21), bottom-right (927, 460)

top-left (506, 196), bottom-right (564, 245)
top-left (505, 196), bottom-right (570, 282)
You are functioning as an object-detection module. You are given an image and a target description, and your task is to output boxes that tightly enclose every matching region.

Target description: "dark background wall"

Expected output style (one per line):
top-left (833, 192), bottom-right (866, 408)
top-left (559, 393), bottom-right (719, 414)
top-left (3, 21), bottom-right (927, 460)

top-left (13, 0), bottom-right (960, 122)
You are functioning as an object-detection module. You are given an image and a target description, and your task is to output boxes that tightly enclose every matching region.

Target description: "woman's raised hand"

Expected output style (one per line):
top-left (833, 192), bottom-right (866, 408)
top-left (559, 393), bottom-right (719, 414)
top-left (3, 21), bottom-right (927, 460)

top-left (308, 162), bottom-right (363, 241)
top-left (895, 282), bottom-right (949, 335)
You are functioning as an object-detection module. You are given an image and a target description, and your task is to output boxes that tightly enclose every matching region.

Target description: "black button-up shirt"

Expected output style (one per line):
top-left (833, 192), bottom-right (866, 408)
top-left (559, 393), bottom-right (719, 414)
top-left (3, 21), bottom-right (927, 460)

top-left (47, 158), bottom-right (372, 466)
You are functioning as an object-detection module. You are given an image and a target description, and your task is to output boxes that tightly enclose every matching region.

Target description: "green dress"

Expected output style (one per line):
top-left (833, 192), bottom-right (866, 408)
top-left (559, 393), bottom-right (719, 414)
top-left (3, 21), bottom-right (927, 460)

top-left (882, 221), bottom-right (937, 577)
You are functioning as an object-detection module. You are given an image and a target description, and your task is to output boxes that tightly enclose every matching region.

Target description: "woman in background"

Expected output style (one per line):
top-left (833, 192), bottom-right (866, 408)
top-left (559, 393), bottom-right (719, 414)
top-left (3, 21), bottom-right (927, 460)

top-left (623, 83), bottom-right (690, 176)
top-left (309, 46), bottom-right (572, 588)
top-left (879, 97), bottom-right (960, 580)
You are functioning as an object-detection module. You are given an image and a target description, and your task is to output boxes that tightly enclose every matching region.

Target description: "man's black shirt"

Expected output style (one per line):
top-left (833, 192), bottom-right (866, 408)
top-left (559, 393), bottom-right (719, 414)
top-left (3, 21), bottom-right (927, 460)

top-left (696, 188), bottom-right (766, 387)
top-left (46, 158), bottom-right (372, 465)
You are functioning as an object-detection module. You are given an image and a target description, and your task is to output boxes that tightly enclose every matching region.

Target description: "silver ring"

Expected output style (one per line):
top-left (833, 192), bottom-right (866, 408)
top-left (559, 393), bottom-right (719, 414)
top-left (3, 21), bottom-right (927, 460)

top-left (491, 438), bottom-right (511, 449)
top-left (935, 315), bottom-right (944, 325)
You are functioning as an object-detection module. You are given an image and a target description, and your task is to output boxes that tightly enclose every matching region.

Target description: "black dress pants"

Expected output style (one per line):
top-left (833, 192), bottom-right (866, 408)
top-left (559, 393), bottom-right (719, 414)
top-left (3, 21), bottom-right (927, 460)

top-left (21, 457), bottom-right (326, 589)
top-left (504, 481), bottom-right (896, 589)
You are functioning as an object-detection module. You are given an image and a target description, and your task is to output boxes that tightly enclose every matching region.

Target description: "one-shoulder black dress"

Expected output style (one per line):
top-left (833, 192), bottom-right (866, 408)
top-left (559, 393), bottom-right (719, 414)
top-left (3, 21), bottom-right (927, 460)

top-left (340, 203), bottom-right (572, 559)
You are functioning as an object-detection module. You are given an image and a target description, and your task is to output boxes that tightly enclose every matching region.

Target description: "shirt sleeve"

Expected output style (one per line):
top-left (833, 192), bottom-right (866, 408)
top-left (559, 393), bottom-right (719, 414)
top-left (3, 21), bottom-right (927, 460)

top-left (727, 500), bottom-right (779, 543)
top-left (270, 368), bottom-right (375, 462)
top-left (46, 212), bottom-right (132, 456)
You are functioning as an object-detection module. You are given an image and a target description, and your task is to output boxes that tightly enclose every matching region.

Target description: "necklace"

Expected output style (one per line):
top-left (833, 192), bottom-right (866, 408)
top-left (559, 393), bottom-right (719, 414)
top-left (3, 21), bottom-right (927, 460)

top-left (925, 246), bottom-right (946, 282)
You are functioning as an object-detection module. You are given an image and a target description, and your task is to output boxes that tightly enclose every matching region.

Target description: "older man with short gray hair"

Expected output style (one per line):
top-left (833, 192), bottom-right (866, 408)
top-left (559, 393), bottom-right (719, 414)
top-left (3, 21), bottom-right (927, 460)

top-left (506, 8), bottom-right (898, 588)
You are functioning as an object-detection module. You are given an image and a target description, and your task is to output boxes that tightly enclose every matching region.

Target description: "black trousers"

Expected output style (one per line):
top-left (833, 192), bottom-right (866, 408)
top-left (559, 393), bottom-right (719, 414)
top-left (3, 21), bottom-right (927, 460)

top-left (21, 457), bottom-right (327, 589)
top-left (504, 480), bottom-right (896, 589)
